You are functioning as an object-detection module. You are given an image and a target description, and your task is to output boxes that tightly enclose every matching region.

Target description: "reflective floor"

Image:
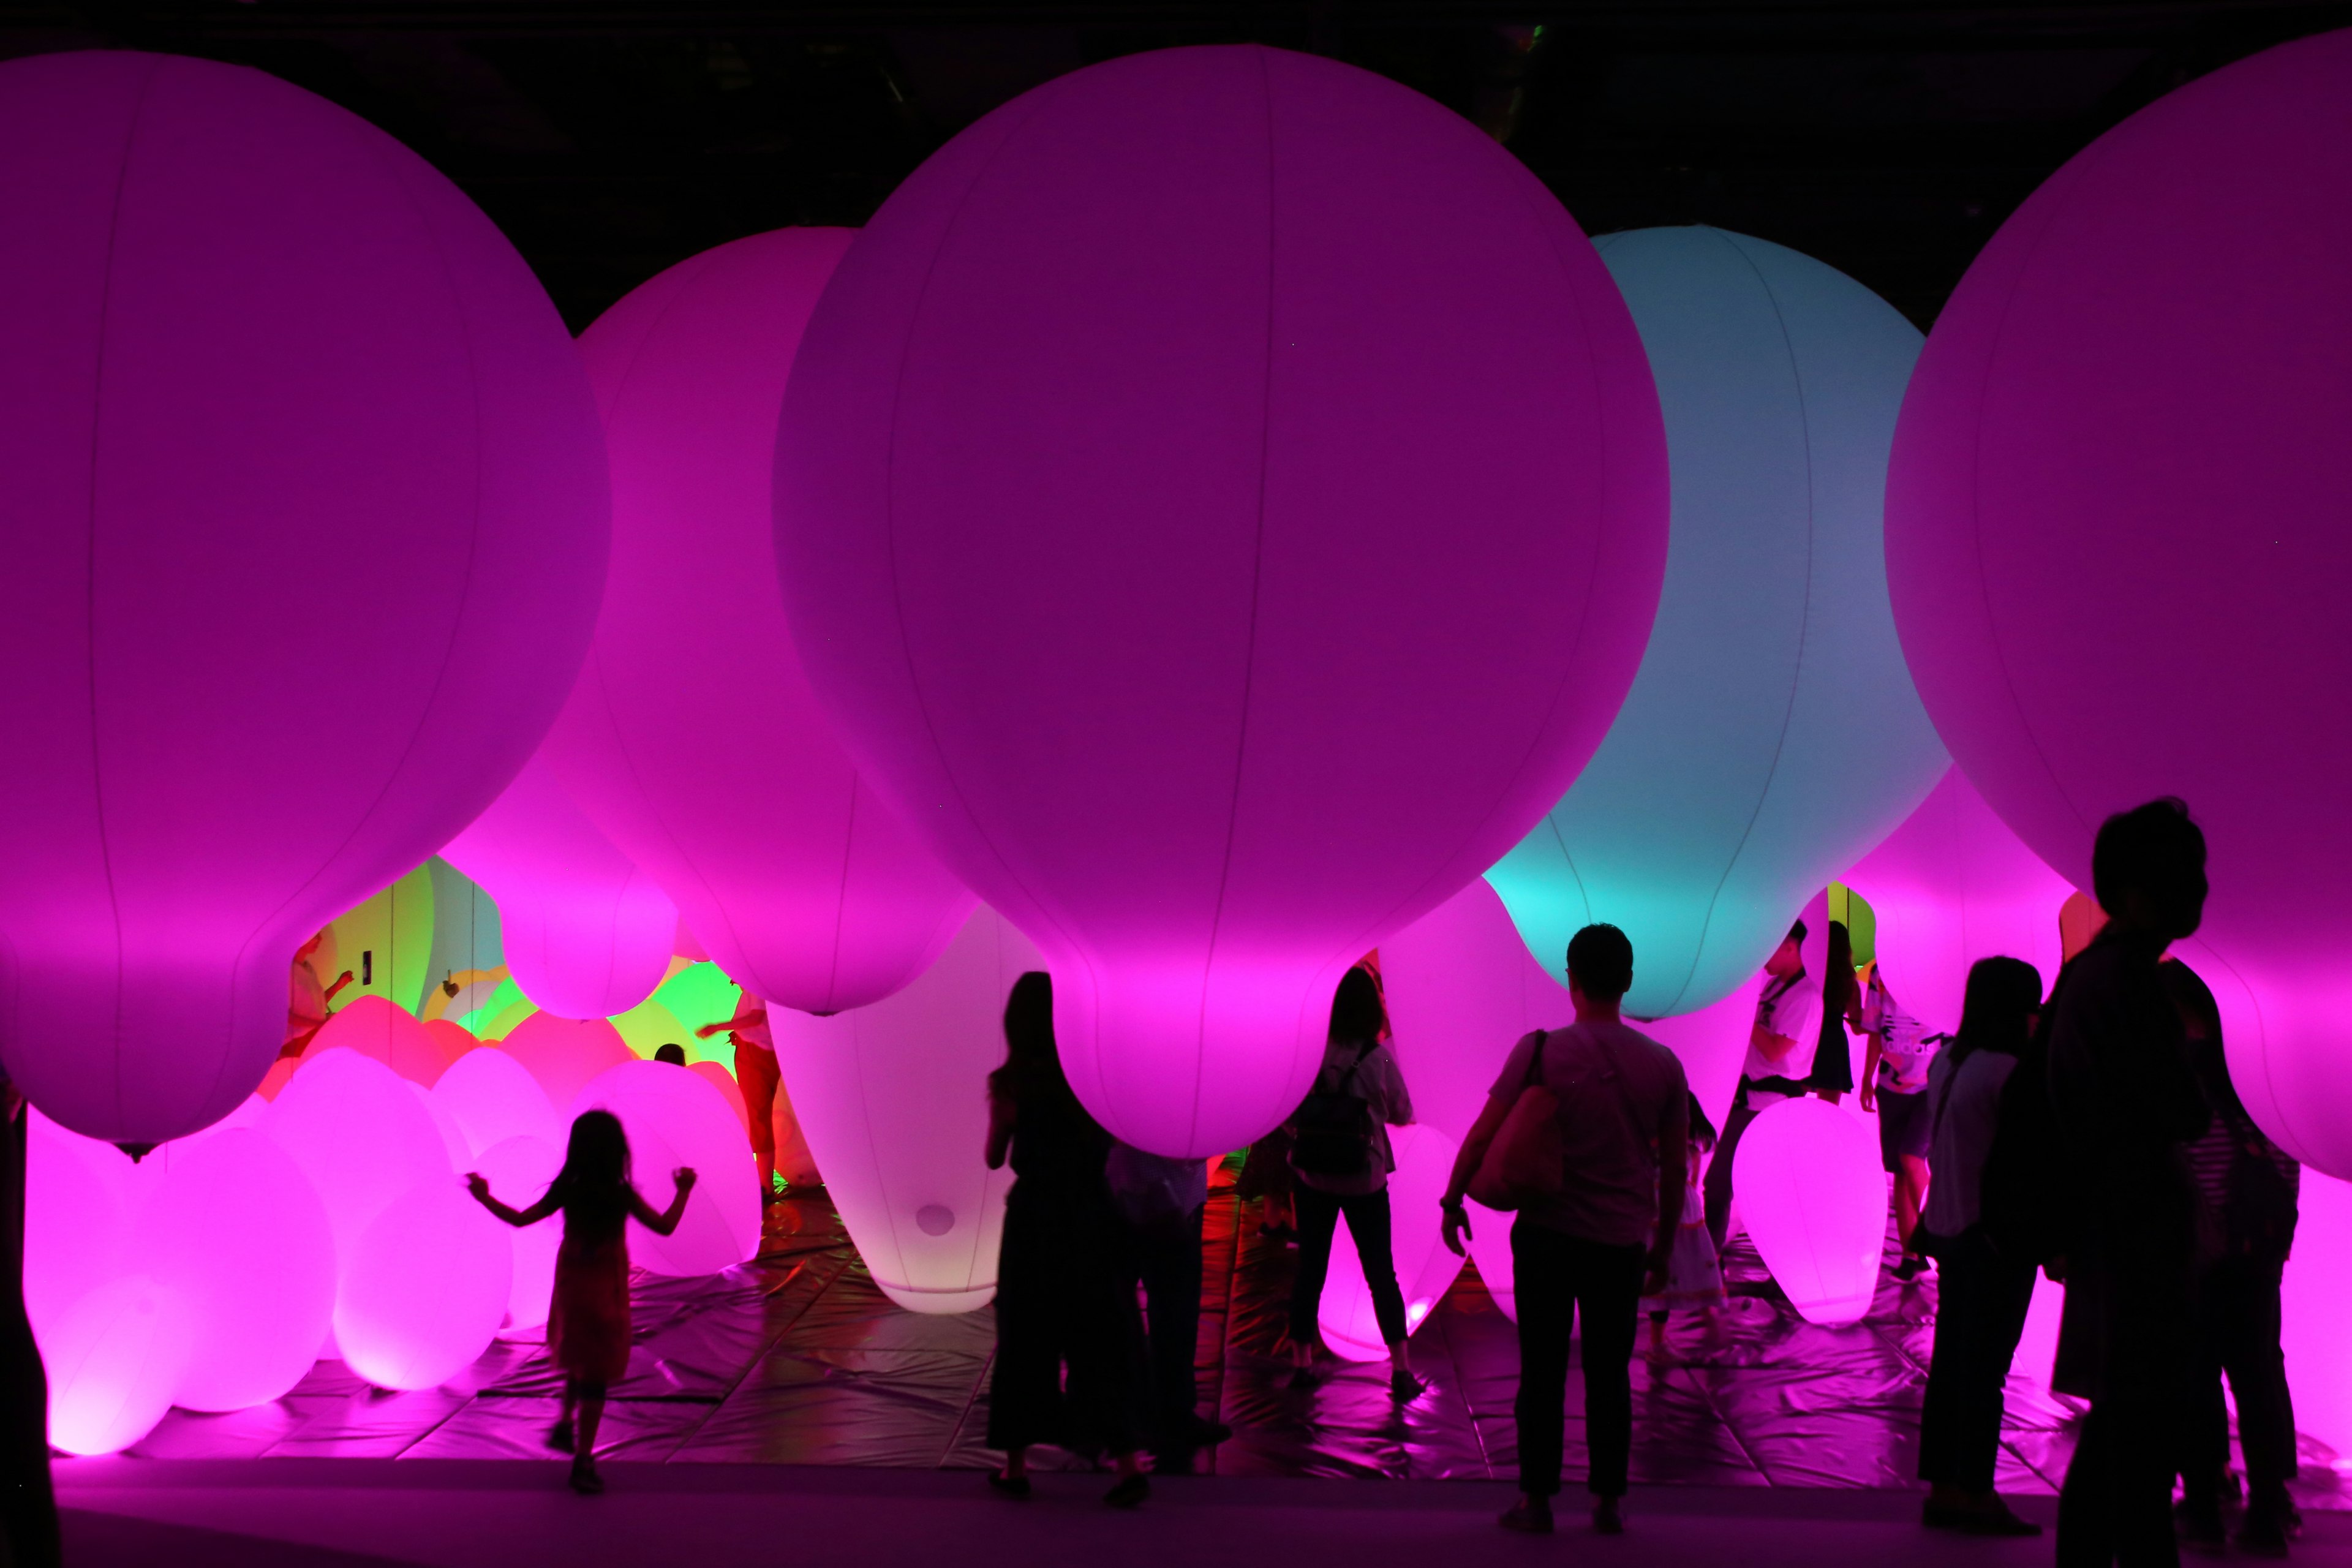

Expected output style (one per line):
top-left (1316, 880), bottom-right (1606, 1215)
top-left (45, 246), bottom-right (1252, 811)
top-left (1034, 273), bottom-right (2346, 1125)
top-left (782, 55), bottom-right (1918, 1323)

top-left (101, 1164), bottom-right (2348, 1513)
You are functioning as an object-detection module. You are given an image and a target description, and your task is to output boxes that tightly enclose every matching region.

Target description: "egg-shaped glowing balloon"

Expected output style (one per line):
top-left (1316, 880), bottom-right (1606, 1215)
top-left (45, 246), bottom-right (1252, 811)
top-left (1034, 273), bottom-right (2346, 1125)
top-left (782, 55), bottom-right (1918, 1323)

top-left (471, 1133), bottom-right (565, 1337)
top-left (774, 45), bottom-right (1667, 1157)
top-left (767, 905), bottom-right (1033, 1313)
top-left (2280, 1172), bottom-right (2352, 1468)
top-left (0, 51), bottom-right (608, 1147)
top-left (1885, 31), bottom-right (2352, 1174)
top-left (307, 995), bottom-right (450, 1087)
top-left (334, 1178), bottom-right (512, 1391)
top-left (1380, 881), bottom-right (1571, 1146)
top-left (1315, 1123), bottom-right (1466, 1360)
top-left (1732, 1096), bottom-right (1883, 1325)
top-left (22, 1111), bottom-right (138, 1343)
top-left (424, 1019), bottom-right (478, 1074)
top-left (547, 228), bottom-right (973, 1019)
top-left (1487, 227), bottom-right (1947, 1022)
top-left (440, 755), bottom-right (678, 1022)
top-left (1839, 767), bottom-right (2073, 1039)
top-left (569, 1060), bottom-right (761, 1276)
top-left (687, 1060), bottom-right (748, 1133)
top-left (41, 1275), bottom-right (192, 1455)
top-left (431, 1041), bottom-right (562, 1158)
top-left (502, 1013), bottom-right (633, 1115)
top-left (265, 1048), bottom-right (454, 1267)
top-left (145, 1128), bottom-right (336, 1411)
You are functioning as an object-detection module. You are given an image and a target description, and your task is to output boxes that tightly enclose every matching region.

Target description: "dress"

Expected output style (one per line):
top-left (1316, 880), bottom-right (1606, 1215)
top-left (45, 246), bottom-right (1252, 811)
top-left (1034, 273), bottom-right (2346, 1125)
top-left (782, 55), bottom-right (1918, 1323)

top-left (548, 1205), bottom-right (633, 1386)
top-left (1653, 1148), bottom-right (1722, 1306)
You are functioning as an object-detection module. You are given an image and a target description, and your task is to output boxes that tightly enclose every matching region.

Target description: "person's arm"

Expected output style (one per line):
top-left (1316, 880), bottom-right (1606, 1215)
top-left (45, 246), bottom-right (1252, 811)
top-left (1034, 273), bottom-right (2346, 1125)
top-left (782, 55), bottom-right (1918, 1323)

top-left (1439, 1092), bottom-right (1513, 1256)
top-left (985, 1084), bottom-right (1015, 1170)
top-left (322, 970), bottom-right (355, 1005)
top-left (1859, 1033), bottom-right (1883, 1113)
top-left (1379, 1047), bottom-right (1414, 1128)
top-left (1648, 1095), bottom-right (1688, 1294)
top-left (696, 1000), bottom-right (766, 1040)
top-left (627, 1169), bottom-right (698, 1236)
top-left (466, 1173), bottom-right (560, 1227)
top-left (1751, 1022), bottom-right (1798, 1064)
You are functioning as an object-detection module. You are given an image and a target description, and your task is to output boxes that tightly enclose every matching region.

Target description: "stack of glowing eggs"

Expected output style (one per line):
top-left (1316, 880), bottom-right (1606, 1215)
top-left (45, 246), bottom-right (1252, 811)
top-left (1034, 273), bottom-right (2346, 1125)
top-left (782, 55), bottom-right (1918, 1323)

top-left (335, 1181), bottom-right (511, 1390)
top-left (775, 45), bottom-right (1667, 1155)
top-left (440, 755), bottom-right (679, 1022)
top-left (570, 1060), bottom-right (761, 1276)
top-left (1487, 225), bottom-right (1947, 1023)
top-left (1883, 29), bottom-right (2352, 1176)
top-left (304, 995), bottom-right (458, 1087)
top-left (1315, 1123), bottom-right (1466, 1359)
top-left (0, 50), bottom-right (608, 1148)
top-left (265, 1050), bottom-right (452, 1268)
top-left (502, 1012), bottom-right (634, 1112)
top-left (432, 1040), bottom-right (564, 1157)
top-left (767, 905), bottom-right (1033, 1313)
top-left (1732, 1096), bottom-right (1885, 1324)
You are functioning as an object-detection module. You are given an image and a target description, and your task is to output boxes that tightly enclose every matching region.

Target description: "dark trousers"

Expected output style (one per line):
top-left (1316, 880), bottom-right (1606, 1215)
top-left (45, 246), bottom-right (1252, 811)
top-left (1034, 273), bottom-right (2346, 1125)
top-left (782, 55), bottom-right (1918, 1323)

top-left (2185, 1257), bottom-right (2296, 1515)
top-left (988, 1197), bottom-right (1145, 1455)
top-left (1291, 1184), bottom-right (1407, 1347)
top-left (1513, 1218), bottom-right (1647, 1499)
top-left (1918, 1228), bottom-right (2038, 1491)
top-left (2057, 1257), bottom-right (2192, 1568)
top-left (1122, 1204), bottom-right (1206, 1441)
top-left (1702, 1098), bottom-right (1760, 1253)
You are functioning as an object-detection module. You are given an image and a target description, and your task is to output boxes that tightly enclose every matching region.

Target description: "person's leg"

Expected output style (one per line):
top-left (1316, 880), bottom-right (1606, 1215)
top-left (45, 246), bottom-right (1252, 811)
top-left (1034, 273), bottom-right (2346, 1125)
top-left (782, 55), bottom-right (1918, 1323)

top-left (2102, 1284), bottom-right (2192, 1568)
top-left (2222, 1261), bottom-right (2297, 1533)
top-left (1896, 1155), bottom-right (1931, 1251)
top-left (1572, 1237), bottom-right (1647, 1523)
top-left (2057, 1400), bottom-right (2119, 1568)
top-left (1338, 1188), bottom-right (1414, 1387)
top-left (2176, 1264), bottom-right (2232, 1538)
top-left (1509, 1219), bottom-right (1573, 1523)
top-left (1703, 1101), bottom-right (1756, 1253)
top-left (1289, 1185), bottom-right (1343, 1371)
top-left (552, 1375), bottom-right (578, 1450)
top-left (1918, 1235), bottom-right (1983, 1496)
top-left (568, 1380), bottom-right (607, 1492)
top-left (1139, 1207), bottom-right (1209, 1444)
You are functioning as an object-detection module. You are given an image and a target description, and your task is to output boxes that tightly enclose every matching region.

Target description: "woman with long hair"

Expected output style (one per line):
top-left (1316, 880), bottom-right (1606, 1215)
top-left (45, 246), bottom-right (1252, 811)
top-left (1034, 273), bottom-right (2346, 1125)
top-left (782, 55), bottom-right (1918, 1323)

top-left (983, 971), bottom-right (1148, 1507)
top-left (1917, 955), bottom-right (2045, 1537)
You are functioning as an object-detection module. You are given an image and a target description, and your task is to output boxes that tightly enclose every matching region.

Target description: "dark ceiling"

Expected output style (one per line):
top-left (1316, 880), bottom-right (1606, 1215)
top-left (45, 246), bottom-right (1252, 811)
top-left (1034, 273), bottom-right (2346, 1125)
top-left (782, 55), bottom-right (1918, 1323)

top-left (6, 1), bottom-right (2348, 331)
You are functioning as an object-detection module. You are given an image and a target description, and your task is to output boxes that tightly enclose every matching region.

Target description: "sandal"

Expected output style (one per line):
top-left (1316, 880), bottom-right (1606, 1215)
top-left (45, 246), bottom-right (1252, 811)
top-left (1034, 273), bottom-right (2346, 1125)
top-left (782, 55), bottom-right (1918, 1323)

top-left (567, 1461), bottom-right (604, 1495)
top-left (548, 1419), bottom-right (576, 1454)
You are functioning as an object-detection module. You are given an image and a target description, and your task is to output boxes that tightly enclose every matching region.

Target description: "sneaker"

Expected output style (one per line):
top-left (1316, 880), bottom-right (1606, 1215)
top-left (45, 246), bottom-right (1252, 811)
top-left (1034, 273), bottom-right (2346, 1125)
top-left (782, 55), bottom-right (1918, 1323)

top-left (2177, 1496), bottom-right (2227, 1551)
top-left (986, 1469), bottom-right (1031, 1499)
top-left (1390, 1369), bottom-right (1427, 1401)
top-left (1593, 1496), bottom-right (1626, 1535)
top-left (1892, 1255), bottom-right (1928, 1282)
top-left (566, 1460), bottom-right (603, 1495)
top-left (547, 1419), bottom-right (575, 1454)
top-left (1956, 1498), bottom-right (2041, 1537)
top-left (2237, 1512), bottom-right (2291, 1559)
top-left (1104, 1473), bottom-right (1150, 1509)
top-left (1499, 1500), bottom-right (1555, 1534)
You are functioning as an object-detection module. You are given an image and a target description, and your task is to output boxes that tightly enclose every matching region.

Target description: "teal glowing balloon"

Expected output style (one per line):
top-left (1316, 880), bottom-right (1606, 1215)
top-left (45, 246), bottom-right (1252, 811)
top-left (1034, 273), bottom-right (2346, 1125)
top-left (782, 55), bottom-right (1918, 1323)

top-left (1487, 227), bottom-right (1947, 1018)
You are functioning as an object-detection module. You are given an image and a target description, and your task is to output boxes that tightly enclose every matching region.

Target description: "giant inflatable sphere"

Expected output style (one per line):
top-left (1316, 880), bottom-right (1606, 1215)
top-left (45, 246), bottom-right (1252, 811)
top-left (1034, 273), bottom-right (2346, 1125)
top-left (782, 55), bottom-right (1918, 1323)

top-left (432, 1038), bottom-right (564, 1158)
top-left (22, 1110), bottom-right (140, 1344)
top-left (472, 1133), bottom-right (565, 1336)
top-left (1732, 1096), bottom-right (1884, 1325)
top-left (42, 1275), bottom-right (190, 1456)
top-left (570, 1060), bottom-right (762, 1276)
top-left (548, 228), bottom-right (972, 1019)
top-left (1885, 30), bottom-right (2352, 1175)
top-left (0, 51), bottom-right (608, 1146)
top-left (334, 1179), bottom-right (512, 1391)
top-left (1488, 227), bottom-right (1947, 1021)
top-left (265, 1048), bottom-right (454, 1269)
top-left (768, 905), bottom-right (1035, 1313)
top-left (501, 1013), bottom-right (633, 1114)
top-left (440, 755), bottom-right (678, 1022)
top-left (775, 45), bottom-right (1667, 1156)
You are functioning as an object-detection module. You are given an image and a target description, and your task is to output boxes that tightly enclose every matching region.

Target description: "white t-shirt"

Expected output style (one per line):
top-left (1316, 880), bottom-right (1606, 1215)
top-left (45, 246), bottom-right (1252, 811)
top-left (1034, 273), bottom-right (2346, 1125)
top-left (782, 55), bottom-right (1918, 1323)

top-left (1740, 971), bottom-right (1819, 1098)
top-left (1863, 973), bottom-right (1935, 1095)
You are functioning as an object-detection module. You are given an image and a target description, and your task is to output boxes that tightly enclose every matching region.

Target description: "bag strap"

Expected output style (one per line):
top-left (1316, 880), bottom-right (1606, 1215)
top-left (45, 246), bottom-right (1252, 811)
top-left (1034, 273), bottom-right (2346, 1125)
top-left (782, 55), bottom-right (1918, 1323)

top-left (1583, 1026), bottom-right (1648, 1144)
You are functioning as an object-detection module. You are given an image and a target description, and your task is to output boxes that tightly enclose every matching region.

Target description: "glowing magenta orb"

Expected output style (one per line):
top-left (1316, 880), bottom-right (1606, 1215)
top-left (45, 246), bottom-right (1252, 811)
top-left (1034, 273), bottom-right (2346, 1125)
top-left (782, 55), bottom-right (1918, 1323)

top-left (1883, 29), bottom-right (2352, 1177)
top-left (548, 227), bottom-right (973, 1018)
top-left (440, 755), bottom-right (679, 1022)
top-left (775, 45), bottom-right (1667, 1156)
top-left (688, 1060), bottom-right (749, 1133)
top-left (22, 1110), bottom-right (139, 1344)
top-left (767, 905), bottom-right (1034, 1313)
top-left (501, 1013), bottom-right (633, 1115)
top-left (2281, 1171), bottom-right (2352, 1468)
top-left (1315, 1123), bottom-right (1465, 1360)
top-left (334, 1178), bottom-right (512, 1391)
top-left (148, 1127), bottom-right (336, 1411)
top-left (265, 1048), bottom-right (454, 1268)
top-left (1732, 1096), bottom-right (1883, 1325)
top-left (42, 1275), bottom-right (191, 1456)
top-left (569, 1060), bottom-right (761, 1276)
top-left (431, 1039), bottom-right (563, 1158)
top-left (0, 51), bottom-right (608, 1145)
top-left (473, 1133), bottom-right (565, 1336)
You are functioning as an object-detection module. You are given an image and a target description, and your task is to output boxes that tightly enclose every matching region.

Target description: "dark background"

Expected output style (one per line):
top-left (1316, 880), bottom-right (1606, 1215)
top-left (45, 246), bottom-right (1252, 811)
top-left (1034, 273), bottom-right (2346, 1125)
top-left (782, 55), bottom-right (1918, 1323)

top-left (5, 1), bottom-right (2348, 331)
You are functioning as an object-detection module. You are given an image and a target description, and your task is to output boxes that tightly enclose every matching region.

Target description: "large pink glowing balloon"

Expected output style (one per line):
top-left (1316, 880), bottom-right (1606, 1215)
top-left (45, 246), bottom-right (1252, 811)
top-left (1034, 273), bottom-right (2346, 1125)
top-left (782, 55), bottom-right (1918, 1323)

top-left (1732, 1096), bottom-right (1883, 1325)
top-left (690, 1060), bottom-right (749, 1133)
top-left (473, 1133), bottom-right (565, 1336)
top-left (22, 1111), bottom-right (139, 1343)
top-left (502, 1013), bottom-right (633, 1114)
top-left (147, 1128), bottom-right (336, 1411)
top-left (2281, 1171), bottom-right (2352, 1468)
top-left (570, 1060), bottom-right (762, 1276)
top-left (334, 1179), bottom-right (512, 1390)
top-left (549, 227), bottom-right (972, 1020)
top-left (775, 45), bottom-right (1667, 1156)
top-left (307, 996), bottom-right (450, 1087)
top-left (42, 1275), bottom-right (190, 1456)
top-left (431, 1041), bottom-right (563, 1158)
top-left (1316, 1123), bottom-right (1465, 1360)
top-left (1884, 29), bottom-right (2352, 1177)
top-left (767, 905), bottom-right (1033, 1313)
top-left (265, 1049), bottom-right (454, 1269)
top-left (1839, 767), bottom-right (2074, 1039)
top-left (0, 52), bottom-right (608, 1147)
top-left (440, 756), bottom-right (678, 1022)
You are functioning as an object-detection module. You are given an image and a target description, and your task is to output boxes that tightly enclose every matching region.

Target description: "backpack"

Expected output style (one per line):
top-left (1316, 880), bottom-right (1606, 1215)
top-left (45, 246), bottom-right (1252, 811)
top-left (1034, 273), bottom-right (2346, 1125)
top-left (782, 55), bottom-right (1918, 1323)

top-left (1289, 1042), bottom-right (1379, 1178)
top-left (2221, 1121), bottom-right (2299, 1264)
top-left (1978, 965), bottom-right (2071, 1265)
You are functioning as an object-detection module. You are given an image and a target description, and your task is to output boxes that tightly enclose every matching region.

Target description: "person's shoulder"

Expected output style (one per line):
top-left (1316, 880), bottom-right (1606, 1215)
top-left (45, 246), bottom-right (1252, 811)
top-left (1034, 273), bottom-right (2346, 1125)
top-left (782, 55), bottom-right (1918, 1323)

top-left (1611, 1020), bottom-right (1683, 1073)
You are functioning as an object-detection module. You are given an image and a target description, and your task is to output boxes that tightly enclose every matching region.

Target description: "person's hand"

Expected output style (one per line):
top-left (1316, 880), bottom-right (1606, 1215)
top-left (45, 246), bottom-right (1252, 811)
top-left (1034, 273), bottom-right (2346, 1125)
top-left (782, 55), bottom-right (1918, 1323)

top-left (1859, 1085), bottom-right (1876, 1114)
top-left (1643, 1249), bottom-right (1671, 1297)
top-left (694, 1023), bottom-right (721, 1039)
top-left (1440, 1197), bottom-right (1471, 1257)
top-left (464, 1172), bottom-right (490, 1201)
top-left (674, 1167), bottom-right (698, 1191)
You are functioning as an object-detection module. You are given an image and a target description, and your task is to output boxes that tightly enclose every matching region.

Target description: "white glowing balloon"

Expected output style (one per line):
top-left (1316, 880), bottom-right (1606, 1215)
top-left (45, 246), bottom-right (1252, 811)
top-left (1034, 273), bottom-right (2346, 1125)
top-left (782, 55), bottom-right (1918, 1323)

top-left (334, 1178), bottom-right (511, 1390)
top-left (431, 1043), bottom-right (562, 1159)
top-left (146, 1128), bottom-right (335, 1411)
top-left (264, 1047), bottom-right (454, 1267)
top-left (1463, 1197), bottom-right (1518, 1322)
top-left (22, 1110), bottom-right (138, 1343)
top-left (688, 1060), bottom-right (748, 1133)
top-left (503, 1013), bottom-right (632, 1114)
top-left (767, 905), bottom-right (1031, 1313)
top-left (1732, 1096), bottom-right (1883, 1325)
top-left (570, 1060), bottom-right (761, 1276)
top-left (1316, 1123), bottom-right (1465, 1360)
top-left (473, 1133), bottom-right (564, 1337)
top-left (2281, 1172), bottom-right (2352, 1467)
top-left (41, 1275), bottom-right (190, 1455)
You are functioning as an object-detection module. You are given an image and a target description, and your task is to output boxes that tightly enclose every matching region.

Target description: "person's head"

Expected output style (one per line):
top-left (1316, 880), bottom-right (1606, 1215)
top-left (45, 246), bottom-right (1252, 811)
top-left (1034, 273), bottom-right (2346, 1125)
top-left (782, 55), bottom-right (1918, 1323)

top-left (1686, 1090), bottom-right (1719, 1153)
top-left (1565, 923), bottom-right (1634, 1005)
top-left (2091, 797), bottom-right (2207, 942)
top-left (1765, 919), bottom-right (1807, 979)
top-left (1953, 957), bottom-right (2044, 1061)
top-left (1328, 967), bottom-right (1387, 1045)
top-left (557, 1109), bottom-right (631, 1196)
top-left (654, 1042), bottom-right (687, 1066)
top-left (1002, 970), bottom-right (1055, 1070)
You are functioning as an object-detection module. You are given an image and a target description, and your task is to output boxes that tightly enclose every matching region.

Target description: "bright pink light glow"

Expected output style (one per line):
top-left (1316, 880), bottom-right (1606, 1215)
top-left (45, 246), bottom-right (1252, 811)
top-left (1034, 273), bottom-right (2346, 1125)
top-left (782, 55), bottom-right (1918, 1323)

top-left (42, 1275), bottom-right (190, 1456)
top-left (1732, 1096), bottom-right (1883, 1325)
top-left (2281, 1171), bottom-right (2352, 1469)
top-left (264, 1049), bottom-right (454, 1271)
top-left (23, 1111), bottom-right (138, 1346)
top-left (568, 1060), bottom-right (761, 1276)
top-left (1883, 29), bottom-right (2352, 1177)
top-left (1315, 1123), bottom-right (1464, 1360)
top-left (0, 51), bottom-right (608, 1145)
top-left (431, 1040), bottom-right (563, 1158)
top-left (500, 1014), bottom-right (633, 1117)
top-left (767, 905), bottom-right (1034, 1313)
top-left (688, 1060), bottom-right (748, 1133)
top-left (333, 1179), bottom-right (511, 1391)
top-left (440, 756), bottom-right (678, 1022)
top-left (774, 45), bottom-right (1667, 1156)
top-left (547, 227), bottom-right (973, 1019)
top-left (306, 996), bottom-right (451, 1087)
top-left (471, 1133), bottom-right (564, 1337)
